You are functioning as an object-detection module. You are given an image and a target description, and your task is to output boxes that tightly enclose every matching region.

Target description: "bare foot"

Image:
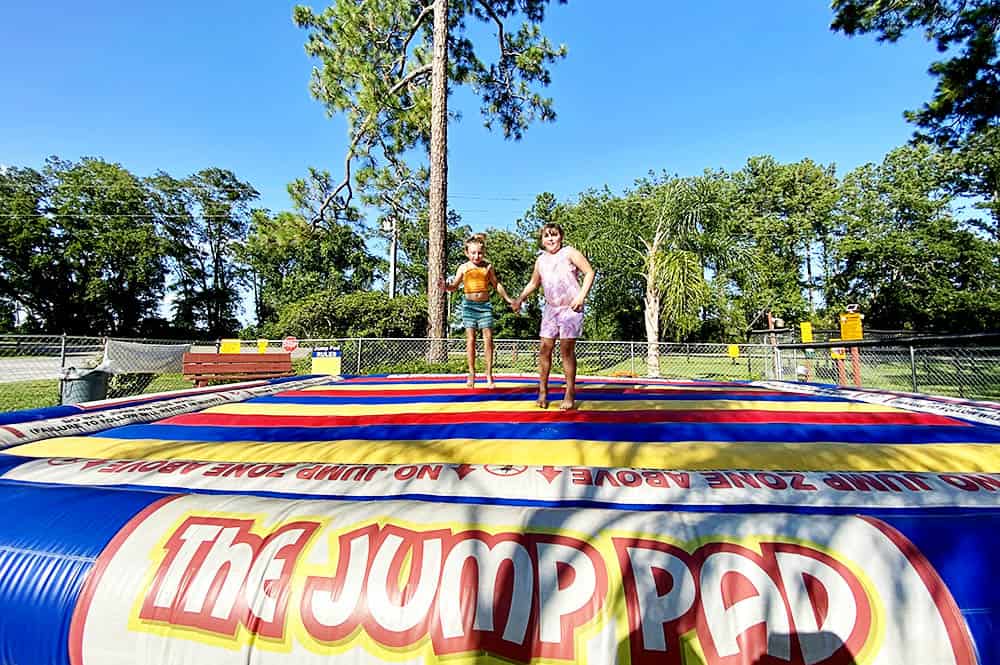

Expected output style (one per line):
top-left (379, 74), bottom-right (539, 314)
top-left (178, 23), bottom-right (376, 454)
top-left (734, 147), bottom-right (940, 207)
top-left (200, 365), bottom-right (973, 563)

top-left (466, 375), bottom-right (475, 388)
top-left (487, 378), bottom-right (496, 389)
top-left (535, 396), bottom-right (549, 409)
top-left (559, 400), bottom-right (576, 411)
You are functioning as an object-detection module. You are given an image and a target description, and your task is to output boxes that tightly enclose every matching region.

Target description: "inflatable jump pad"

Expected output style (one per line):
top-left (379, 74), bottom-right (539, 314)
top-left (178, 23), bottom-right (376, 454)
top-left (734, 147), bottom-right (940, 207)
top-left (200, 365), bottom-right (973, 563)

top-left (0, 373), bottom-right (996, 665)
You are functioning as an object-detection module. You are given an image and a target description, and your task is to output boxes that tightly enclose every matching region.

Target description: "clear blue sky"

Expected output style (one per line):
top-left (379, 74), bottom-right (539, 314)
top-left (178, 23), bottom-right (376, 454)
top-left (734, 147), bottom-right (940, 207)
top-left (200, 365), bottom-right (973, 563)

top-left (2, 1), bottom-right (937, 241)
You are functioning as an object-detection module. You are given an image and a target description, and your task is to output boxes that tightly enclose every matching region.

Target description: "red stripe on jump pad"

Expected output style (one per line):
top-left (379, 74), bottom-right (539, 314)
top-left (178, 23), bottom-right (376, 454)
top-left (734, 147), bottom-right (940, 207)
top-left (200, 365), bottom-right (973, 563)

top-left (162, 408), bottom-right (963, 428)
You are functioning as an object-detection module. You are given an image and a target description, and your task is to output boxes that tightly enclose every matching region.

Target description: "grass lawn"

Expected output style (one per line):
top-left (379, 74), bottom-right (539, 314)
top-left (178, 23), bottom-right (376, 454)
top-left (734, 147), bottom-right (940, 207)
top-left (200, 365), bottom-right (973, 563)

top-left (0, 373), bottom-right (193, 414)
top-left (0, 380), bottom-right (61, 413)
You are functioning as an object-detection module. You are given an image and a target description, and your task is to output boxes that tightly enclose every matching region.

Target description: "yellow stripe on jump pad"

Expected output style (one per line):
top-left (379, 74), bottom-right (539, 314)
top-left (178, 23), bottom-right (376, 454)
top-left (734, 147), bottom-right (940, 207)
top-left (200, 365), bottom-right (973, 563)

top-left (8, 436), bottom-right (998, 473)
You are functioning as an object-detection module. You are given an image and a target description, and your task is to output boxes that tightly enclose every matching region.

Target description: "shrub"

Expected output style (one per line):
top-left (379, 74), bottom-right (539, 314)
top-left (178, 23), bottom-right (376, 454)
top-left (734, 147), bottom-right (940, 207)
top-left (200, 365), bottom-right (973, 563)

top-left (263, 290), bottom-right (428, 339)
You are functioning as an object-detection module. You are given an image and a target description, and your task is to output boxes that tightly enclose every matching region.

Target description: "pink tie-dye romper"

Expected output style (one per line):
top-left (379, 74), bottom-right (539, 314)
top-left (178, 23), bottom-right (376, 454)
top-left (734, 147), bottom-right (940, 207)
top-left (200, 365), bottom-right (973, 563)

top-left (537, 246), bottom-right (584, 339)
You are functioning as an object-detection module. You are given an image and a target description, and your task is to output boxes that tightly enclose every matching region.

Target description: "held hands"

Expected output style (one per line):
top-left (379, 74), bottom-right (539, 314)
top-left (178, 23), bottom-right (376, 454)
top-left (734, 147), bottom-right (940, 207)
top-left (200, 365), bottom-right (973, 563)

top-left (510, 298), bottom-right (522, 313)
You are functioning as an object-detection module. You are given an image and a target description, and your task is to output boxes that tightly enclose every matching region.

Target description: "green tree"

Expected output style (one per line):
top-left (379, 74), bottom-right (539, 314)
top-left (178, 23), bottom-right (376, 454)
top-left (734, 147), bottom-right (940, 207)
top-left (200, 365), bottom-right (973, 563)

top-left (629, 175), bottom-right (755, 374)
top-left (948, 126), bottom-right (1000, 237)
top-left (159, 169), bottom-right (258, 337)
top-left (293, 0), bottom-right (567, 345)
top-left (829, 144), bottom-right (1000, 330)
top-left (831, 0), bottom-right (1000, 147)
top-left (0, 164), bottom-right (59, 331)
top-left (242, 210), bottom-right (377, 326)
top-left (0, 298), bottom-right (14, 332)
top-left (559, 175), bottom-right (756, 371)
top-left (0, 158), bottom-right (169, 334)
top-left (731, 157), bottom-right (840, 323)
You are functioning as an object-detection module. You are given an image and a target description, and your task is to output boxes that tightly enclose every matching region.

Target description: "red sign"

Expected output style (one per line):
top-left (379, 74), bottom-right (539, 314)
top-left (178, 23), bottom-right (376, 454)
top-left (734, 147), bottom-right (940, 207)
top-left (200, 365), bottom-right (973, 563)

top-left (282, 336), bottom-right (299, 352)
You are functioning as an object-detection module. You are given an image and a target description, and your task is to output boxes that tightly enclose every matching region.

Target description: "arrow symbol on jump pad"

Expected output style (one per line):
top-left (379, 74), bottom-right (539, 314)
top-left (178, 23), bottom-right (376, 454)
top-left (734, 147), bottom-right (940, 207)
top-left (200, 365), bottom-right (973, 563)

top-left (538, 466), bottom-right (562, 483)
top-left (452, 464), bottom-right (476, 480)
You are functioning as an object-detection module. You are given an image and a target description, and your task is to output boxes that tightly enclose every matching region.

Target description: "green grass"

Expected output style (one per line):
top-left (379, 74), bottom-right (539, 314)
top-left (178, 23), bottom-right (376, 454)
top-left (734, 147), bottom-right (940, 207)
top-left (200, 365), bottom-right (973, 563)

top-left (141, 374), bottom-right (195, 393)
top-left (0, 380), bottom-right (60, 412)
top-left (0, 373), bottom-right (192, 415)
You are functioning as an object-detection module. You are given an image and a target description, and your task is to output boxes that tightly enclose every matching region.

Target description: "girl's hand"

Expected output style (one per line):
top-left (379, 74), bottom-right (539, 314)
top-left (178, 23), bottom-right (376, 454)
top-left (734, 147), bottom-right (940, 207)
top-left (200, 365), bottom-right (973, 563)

top-left (511, 298), bottom-right (522, 313)
top-left (570, 296), bottom-right (585, 312)
top-left (437, 277), bottom-right (447, 291)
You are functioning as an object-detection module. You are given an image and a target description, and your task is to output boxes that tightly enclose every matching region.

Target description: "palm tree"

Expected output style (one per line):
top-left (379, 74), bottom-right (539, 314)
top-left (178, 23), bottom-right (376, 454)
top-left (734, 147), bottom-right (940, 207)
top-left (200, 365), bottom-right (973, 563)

top-left (589, 176), bottom-right (758, 377)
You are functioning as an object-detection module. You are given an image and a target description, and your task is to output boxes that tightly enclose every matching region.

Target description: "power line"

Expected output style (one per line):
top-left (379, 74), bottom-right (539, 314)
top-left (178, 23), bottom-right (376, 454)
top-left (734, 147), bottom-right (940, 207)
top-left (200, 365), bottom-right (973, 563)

top-left (1, 179), bottom-right (538, 201)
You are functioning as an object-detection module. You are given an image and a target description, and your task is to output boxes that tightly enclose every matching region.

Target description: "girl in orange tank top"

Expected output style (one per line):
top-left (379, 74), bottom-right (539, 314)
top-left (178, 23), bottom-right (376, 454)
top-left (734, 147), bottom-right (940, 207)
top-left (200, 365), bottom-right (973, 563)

top-left (463, 265), bottom-right (490, 294)
top-left (440, 234), bottom-right (515, 389)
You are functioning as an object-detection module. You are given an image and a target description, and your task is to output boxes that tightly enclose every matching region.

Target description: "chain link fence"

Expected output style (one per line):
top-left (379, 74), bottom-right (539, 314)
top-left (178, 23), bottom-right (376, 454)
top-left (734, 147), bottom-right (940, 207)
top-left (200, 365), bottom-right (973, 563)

top-left (278, 338), bottom-right (772, 381)
top-left (775, 333), bottom-right (1000, 401)
top-left (0, 335), bottom-right (210, 412)
top-left (2, 333), bottom-right (999, 411)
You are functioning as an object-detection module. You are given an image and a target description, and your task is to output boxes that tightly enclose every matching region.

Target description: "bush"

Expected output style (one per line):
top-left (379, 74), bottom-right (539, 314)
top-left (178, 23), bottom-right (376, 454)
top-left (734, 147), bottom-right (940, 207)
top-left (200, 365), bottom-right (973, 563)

top-left (366, 357), bottom-right (468, 375)
top-left (263, 290), bottom-right (428, 339)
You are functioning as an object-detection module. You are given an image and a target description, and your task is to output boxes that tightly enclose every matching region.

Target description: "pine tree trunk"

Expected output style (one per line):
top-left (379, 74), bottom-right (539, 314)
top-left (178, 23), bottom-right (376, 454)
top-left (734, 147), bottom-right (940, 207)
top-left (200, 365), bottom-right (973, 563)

top-left (427, 0), bottom-right (449, 362)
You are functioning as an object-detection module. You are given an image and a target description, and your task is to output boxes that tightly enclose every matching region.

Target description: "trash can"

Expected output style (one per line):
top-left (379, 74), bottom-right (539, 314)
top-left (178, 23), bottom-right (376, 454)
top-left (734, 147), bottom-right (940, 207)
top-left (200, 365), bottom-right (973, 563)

top-left (60, 368), bottom-right (110, 405)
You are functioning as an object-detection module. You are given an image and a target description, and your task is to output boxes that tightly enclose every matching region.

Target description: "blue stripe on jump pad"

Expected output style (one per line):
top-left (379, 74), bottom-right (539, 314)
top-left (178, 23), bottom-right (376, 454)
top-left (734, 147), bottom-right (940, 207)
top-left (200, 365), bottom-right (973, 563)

top-left (96, 421), bottom-right (1000, 444)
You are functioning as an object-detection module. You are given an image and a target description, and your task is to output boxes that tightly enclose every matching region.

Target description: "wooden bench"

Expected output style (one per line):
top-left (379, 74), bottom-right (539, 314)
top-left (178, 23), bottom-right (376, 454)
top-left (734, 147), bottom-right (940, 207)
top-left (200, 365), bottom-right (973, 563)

top-left (182, 352), bottom-right (294, 387)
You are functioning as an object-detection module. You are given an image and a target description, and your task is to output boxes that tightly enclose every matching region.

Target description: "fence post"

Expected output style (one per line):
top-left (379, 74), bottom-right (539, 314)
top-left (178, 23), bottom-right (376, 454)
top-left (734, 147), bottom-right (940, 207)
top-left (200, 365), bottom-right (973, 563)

top-left (909, 346), bottom-right (918, 393)
top-left (356, 338), bottom-right (363, 374)
top-left (630, 341), bottom-right (635, 376)
top-left (60, 333), bottom-right (67, 369)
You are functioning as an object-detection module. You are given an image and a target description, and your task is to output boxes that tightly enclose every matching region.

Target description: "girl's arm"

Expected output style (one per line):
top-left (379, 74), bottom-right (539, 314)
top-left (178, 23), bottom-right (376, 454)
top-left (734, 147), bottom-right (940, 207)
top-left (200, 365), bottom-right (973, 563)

top-left (439, 264), bottom-right (466, 292)
top-left (568, 248), bottom-right (596, 312)
top-left (488, 266), bottom-right (514, 304)
top-left (512, 259), bottom-right (542, 312)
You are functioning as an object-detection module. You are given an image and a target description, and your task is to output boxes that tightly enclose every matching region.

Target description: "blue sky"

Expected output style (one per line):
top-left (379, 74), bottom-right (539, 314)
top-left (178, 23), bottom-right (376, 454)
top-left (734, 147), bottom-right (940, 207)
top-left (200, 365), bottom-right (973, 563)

top-left (2, 0), bottom-right (938, 280)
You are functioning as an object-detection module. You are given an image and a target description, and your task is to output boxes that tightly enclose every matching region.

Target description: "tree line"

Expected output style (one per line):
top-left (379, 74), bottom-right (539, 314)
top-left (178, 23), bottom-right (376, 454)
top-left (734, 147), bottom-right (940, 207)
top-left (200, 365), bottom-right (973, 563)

top-left (2, 137), bottom-right (998, 342)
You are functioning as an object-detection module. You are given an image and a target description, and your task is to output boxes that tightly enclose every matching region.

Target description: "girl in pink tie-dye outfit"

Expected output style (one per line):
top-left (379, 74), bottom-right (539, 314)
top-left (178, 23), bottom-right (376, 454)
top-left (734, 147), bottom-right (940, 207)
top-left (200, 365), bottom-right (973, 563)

top-left (512, 223), bottom-right (595, 410)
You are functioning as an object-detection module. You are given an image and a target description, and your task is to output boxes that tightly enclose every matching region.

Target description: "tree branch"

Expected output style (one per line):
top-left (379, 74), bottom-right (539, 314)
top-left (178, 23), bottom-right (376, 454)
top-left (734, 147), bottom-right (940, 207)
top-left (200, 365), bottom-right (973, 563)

top-left (313, 125), bottom-right (367, 225)
top-left (476, 0), bottom-right (509, 57)
top-left (394, 3), bottom-right (435, 78)
top-left (387, 63), bottom-right (433, 96)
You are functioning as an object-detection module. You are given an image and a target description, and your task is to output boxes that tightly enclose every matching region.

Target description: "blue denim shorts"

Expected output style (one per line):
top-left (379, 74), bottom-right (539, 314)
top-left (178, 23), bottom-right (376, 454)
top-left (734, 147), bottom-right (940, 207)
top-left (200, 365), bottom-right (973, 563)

top-left (462, 299), bottom-right (493, 329)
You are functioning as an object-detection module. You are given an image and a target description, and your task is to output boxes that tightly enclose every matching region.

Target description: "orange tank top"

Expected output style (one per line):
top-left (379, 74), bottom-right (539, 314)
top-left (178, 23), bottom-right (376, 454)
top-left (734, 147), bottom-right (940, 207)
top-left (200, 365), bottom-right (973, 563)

top-left (464, 265), bottom-right (489, 294)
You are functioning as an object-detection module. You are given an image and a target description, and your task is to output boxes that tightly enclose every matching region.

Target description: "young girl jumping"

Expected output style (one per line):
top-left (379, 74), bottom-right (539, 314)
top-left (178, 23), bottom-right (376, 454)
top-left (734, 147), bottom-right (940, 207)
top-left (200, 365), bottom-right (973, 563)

top-left (512, 223), bottom-right (595, 410)
top-left (441, 234), bottom-right (514, 389)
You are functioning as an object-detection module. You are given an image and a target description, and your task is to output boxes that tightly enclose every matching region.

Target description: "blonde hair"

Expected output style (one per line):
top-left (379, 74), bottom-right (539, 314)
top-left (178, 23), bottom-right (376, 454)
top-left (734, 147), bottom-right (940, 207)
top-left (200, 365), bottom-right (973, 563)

top-left (465, 233), bottom-right (487, 250)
